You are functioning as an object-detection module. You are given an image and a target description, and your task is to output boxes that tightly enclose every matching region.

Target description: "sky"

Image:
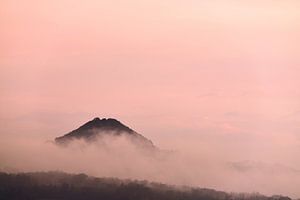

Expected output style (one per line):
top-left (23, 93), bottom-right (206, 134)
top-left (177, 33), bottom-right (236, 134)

top-left (1, 0), bottom-right (300, 196)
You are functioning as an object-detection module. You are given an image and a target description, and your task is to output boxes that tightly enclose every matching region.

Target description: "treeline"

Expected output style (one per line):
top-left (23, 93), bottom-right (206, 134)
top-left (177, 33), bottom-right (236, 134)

top-left (0, 171), bottom-right (292, 200)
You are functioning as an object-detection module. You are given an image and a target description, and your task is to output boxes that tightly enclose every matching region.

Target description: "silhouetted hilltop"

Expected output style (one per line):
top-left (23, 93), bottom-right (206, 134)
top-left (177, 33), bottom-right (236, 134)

top-left (55, 117), bottom-right (155, 148)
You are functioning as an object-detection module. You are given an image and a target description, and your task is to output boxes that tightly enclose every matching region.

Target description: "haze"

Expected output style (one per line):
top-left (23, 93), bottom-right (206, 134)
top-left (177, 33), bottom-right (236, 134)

top-left (1, 0), bottom-right (300, 198)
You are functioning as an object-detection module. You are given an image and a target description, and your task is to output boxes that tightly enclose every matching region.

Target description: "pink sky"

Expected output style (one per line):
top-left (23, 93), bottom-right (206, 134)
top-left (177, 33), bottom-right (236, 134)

top-left (1, 0), bottom-right (300, 188)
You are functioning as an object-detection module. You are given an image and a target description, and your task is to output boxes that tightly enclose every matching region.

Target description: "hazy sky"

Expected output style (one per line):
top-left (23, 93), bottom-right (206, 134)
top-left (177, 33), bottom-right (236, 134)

top-left (1, 0), bottom-right (300, 183)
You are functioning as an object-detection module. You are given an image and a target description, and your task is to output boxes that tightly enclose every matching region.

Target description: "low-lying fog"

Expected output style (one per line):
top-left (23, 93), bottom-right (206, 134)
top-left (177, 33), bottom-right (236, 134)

top-left (0, 132), bottom-right (299, 198)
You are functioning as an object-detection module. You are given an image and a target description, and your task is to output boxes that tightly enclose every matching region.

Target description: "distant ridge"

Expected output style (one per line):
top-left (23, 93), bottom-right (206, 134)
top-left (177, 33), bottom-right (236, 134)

top-left (55, 117), bottom-right (155, 148)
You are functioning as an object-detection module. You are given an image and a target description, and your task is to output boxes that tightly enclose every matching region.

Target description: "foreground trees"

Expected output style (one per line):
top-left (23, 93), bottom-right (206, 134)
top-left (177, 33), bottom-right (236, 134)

top-left (0, 172), bottom-right (291, 200)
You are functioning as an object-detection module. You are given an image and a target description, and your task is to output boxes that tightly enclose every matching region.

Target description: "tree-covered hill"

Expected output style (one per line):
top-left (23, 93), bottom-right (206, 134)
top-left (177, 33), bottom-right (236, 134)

top-left (0, 171), bottom-right (292, 200)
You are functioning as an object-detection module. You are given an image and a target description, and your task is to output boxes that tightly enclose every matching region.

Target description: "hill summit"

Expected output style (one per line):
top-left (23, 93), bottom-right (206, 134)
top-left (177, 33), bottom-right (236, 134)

top-left (55, 117), bottom-right (155, 148)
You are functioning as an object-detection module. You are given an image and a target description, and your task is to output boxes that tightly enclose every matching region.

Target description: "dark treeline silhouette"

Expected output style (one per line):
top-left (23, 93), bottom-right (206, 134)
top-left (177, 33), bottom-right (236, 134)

top-left (0, 171), bottom-right (292, 200)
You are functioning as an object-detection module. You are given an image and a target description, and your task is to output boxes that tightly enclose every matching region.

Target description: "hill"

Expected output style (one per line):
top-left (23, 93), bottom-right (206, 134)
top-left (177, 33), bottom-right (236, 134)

top-left (0, 171), bottom-right (292, 200)
top-left (55, 117), bottom-right (155, 149)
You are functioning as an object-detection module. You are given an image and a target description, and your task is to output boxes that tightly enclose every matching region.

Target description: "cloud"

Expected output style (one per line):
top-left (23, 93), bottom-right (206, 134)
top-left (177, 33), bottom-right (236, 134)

top-left (0, 133), bottom-right (300, 198)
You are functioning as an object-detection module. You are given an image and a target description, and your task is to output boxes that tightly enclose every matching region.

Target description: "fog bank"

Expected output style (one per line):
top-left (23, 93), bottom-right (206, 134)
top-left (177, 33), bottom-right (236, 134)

top-left (0, 133), bottom-right (299, 198)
